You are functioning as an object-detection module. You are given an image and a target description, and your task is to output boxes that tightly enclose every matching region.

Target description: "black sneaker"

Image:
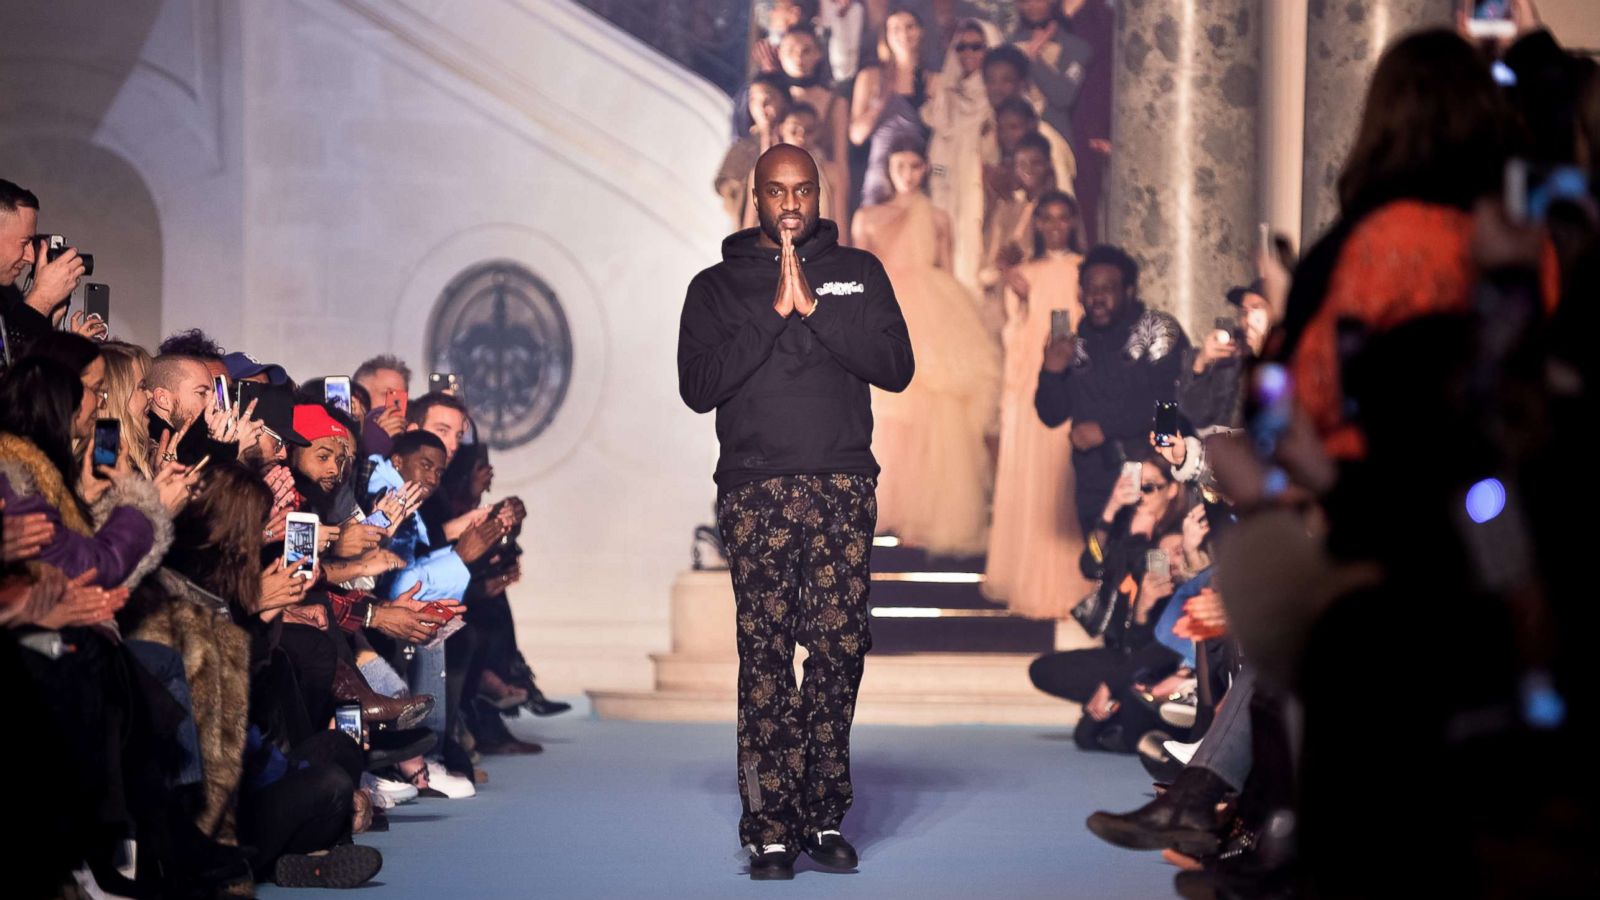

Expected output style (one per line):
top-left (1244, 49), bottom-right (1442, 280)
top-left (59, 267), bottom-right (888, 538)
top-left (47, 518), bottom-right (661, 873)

top-left (749, 844), bottom-right (797, 881)
top-left (272, 844), bottom-right (383, 888)
top-left (803, 830), bottom-right (859, 870)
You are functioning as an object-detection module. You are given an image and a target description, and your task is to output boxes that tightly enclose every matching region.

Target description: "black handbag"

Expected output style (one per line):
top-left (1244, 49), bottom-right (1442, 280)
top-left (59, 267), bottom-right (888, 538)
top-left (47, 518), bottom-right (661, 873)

top-left (1070, 580), bottom-right (1114, 638)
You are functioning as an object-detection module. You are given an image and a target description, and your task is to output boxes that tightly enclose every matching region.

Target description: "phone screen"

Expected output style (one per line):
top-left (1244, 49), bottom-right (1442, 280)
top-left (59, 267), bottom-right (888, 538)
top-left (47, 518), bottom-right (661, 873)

top-left (85, 283), bottom-right (110, 323)
top-left (334, 705), bottom-right (363, 743)
top-left (324, 377), bottom-right (352, 415)
top-left (1465, 0), bottom-right (1515, 37)
top-left (283, 517), bottom-right (318, 575)
top-left (1049, 310), bottom-right (1074, 342)
top-left (93, 419), bottom-right (121, 468)
top-left (1145, 549), bottom-right (1170, 579)
top-left (363, 509), bottom-right (392, 530)
top-left (212, 375), bottom-right (230, 411)
top-left (387, 389), bottom-right (408, 418)
top-left (1152, 401), bottom-right (1179, 447)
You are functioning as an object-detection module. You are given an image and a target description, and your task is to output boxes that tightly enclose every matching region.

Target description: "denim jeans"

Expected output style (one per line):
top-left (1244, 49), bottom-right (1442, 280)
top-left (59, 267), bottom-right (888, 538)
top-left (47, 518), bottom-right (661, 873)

top-left (407, 642), bottom-right (448, 759)
top-left (1189, 665), bottom-right (1255, 789)
top-left (126, 639), bottom-right (204, 787)
top-left (359, 655), bottom-right (409, 698)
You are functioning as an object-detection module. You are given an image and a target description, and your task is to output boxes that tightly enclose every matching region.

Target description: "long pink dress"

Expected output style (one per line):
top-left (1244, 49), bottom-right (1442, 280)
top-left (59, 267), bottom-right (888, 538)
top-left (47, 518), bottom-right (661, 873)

top-left (983, 252), bottom-right (1097, 618)
top-left (861, 194), bottom-right (1001, 557)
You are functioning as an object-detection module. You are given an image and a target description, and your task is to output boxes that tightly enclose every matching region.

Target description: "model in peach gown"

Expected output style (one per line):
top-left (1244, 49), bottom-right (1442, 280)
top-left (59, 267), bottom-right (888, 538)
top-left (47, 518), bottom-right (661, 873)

top-left (983, 250), bottom-right (1098, 618)
top-left (855, 191), bottom-right (1001, 557)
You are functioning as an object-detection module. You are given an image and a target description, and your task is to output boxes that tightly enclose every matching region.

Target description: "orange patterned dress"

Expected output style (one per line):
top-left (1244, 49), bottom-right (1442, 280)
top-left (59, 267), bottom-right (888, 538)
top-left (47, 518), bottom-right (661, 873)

top-left (1292, 201), bottom-right (1560, 459)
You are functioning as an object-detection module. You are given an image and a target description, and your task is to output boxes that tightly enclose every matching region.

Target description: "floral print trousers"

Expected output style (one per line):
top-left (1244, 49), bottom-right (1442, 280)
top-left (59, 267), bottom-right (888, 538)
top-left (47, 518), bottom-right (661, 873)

top-left (717, 474), bottom-right (876, 848)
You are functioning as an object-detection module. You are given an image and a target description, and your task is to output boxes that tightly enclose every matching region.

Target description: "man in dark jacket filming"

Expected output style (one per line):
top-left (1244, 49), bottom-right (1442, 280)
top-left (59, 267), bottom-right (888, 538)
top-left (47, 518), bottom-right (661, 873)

top-left (1035, 244), bottom-right (1188, 530)
top-left (677, 143), bottom-right (913, 881)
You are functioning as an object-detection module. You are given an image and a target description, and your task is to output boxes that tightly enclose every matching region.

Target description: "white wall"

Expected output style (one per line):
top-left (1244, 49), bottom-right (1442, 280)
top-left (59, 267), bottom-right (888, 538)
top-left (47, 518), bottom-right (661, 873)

top-left (4, 0), bottom-right (735, 692)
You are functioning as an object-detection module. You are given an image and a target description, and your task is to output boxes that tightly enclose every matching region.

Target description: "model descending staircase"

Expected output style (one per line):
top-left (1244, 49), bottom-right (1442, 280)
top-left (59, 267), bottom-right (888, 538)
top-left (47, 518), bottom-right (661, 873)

top-left (588, 539), bottom-right (1088, 726)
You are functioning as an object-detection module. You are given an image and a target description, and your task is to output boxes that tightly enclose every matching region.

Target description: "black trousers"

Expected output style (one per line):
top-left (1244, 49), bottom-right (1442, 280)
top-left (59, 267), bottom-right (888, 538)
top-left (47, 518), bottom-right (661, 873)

top-left (1029, 648), bottom-right (1162, 753)
top-left (717, 474), bottom-right (876, 848)
top-left (240, 731), bottom-right (362, 874)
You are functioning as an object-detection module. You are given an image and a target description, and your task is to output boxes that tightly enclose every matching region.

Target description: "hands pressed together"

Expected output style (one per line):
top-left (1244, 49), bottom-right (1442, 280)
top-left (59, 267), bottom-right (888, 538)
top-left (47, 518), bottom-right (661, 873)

top-left (771, 229), bottom-right (816, 320)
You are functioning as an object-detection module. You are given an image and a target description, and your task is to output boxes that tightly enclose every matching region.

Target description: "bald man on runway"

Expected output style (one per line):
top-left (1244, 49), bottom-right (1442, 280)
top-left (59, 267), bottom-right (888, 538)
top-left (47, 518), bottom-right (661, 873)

top-left (677, 144), bottom-right (915, 880)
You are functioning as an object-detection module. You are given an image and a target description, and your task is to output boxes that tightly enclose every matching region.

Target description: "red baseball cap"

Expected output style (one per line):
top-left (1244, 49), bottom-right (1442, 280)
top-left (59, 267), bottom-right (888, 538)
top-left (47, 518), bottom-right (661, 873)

top-left (293, 404), bottom-right (350, 443)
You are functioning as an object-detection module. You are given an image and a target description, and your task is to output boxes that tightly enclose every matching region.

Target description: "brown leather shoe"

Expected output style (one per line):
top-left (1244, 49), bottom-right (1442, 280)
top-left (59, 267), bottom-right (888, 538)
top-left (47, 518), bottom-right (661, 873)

top-left (332, 659), bottom-right (434, 729)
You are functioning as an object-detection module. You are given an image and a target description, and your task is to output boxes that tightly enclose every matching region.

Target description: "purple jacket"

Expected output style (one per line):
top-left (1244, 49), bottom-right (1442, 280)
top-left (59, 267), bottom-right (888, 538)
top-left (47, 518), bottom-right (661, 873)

top-left (0, 463), bottom-right (170, 590)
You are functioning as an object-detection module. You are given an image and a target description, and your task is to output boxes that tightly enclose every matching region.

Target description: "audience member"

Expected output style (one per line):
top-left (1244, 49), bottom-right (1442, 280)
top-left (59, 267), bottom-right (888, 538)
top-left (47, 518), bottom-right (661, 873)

top-left (984, 190), bottom-right (1097, 618)
top-left (851, 139), bottom-right (999, 556)
top-left (1035, 244), bottom-right (1188, 529)
top-left (850, 8), bottom-right (938, 207)
top-left (0, 179), bottom-right (89, 354)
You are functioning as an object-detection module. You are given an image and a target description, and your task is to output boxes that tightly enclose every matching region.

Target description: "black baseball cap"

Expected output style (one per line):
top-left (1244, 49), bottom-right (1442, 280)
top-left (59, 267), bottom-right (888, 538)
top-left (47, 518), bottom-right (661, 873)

top-left (1225, 279), bottom-right (1265, 307)
top-left (249, 385), bottom-right (311, 447)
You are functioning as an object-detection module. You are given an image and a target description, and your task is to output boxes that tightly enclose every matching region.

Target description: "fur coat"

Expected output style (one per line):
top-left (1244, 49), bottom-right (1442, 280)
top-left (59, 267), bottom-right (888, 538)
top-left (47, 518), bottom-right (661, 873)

top-left (0, 431), bottom-right (172, 591)
top-left (124, 569), bottom-right (251, 845)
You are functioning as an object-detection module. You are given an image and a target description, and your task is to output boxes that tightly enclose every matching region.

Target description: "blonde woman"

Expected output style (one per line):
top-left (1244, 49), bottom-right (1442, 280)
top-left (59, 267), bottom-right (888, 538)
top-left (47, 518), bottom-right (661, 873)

top-left (100, 341), bottom-right (155, 477)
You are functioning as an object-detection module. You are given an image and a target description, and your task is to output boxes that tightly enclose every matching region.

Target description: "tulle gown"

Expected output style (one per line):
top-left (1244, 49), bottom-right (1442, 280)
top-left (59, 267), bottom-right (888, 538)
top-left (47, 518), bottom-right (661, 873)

top-left (983, 252), bottom-right (1098, 618)
top-left (862, 193), bottom-right (1001, 557)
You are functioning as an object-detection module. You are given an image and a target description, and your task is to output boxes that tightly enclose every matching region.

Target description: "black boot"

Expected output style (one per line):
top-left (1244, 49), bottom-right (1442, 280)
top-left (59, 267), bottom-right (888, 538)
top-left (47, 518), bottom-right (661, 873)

top-left (803, 830), bottom-right (859, 870)
top-left (1086, 766), bottom-right (1231, 856)
top-left (521, 683), bottom-right (572, 717)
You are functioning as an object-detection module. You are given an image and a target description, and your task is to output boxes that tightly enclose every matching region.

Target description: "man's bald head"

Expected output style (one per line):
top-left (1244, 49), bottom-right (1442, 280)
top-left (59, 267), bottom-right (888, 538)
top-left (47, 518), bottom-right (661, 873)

top-left (751, 143), bottom-right (822, 247)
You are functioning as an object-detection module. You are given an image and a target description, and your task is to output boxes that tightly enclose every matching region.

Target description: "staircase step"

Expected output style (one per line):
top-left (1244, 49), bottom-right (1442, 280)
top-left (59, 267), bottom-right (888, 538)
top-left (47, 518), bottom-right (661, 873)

top-left (652, 651), bottom-right (1046, 695)
top-left (589, 687), bottom-right (1081, 727)
top-left (870, 541), bottom-right (987, 573)
top-left (869, 613), bottom-right (1055, 654)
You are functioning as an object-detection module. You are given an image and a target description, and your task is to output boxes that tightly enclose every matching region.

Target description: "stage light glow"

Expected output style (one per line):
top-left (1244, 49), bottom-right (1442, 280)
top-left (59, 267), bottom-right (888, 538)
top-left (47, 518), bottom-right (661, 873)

top-left (871, 572), bottom-right (985, 584)
top-left (873, 536), bottom-right (902, 547)
top-left (1465, 478), bottom-right (1506, 524)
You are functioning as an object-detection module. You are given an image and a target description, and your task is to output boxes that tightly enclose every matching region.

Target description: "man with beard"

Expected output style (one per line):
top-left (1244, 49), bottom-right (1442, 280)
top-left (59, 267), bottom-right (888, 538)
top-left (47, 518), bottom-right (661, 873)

top-left (677, 144), bottom-right (914, 880)
top-left (1035, 244), bottom-right (1188, 530)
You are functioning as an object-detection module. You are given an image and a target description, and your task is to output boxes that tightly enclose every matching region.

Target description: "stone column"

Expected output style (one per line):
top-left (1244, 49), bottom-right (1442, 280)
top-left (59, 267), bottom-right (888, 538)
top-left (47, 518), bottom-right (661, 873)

top-left (1109, 0), bottom-right (1263, 339)
top-left (1300, 0), bottom-right (1454, 243)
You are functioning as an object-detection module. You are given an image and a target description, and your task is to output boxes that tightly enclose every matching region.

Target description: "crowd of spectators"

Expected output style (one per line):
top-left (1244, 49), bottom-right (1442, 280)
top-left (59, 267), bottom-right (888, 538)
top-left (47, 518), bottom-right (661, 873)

top-left (1050, 6), bottom-right (1592, 897)
top-left (1, 198), bottom-right (571, 894)
top-left (728, 1), bottom-right (1596, 896)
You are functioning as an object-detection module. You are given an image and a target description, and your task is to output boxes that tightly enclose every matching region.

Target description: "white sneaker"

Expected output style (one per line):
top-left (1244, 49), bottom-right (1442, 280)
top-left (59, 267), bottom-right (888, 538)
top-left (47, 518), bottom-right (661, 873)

top-left (371, 776), bottom-right (418, 808)
top-left (1164, 737), bottom-right (1202, 765)
top-left (422, 760), bottom-right (476, 799)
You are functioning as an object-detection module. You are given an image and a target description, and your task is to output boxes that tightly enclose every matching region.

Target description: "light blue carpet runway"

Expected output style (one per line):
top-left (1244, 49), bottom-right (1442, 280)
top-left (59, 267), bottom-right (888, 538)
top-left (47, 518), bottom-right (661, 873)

top-left (260, 700), bottom-right (1177, 898)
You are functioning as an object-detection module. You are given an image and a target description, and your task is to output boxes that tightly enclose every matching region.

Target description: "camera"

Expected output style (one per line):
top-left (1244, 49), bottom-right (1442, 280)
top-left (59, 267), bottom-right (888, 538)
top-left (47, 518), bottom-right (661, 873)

top-left (39, 234), bottom-right (95, 277)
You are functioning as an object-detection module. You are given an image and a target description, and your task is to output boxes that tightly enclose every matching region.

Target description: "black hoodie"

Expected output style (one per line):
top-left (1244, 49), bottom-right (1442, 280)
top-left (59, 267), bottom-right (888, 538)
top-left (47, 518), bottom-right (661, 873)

top-left (678, 220), bottom-right (914, 490)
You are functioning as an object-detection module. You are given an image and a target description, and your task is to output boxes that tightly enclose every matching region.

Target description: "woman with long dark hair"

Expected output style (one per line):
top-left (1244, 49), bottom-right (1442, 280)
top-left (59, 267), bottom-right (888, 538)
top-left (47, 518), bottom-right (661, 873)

top-left (984, 189), bottom-right (1097, 618)
top-left (1283, 29), bottom-right (1560, 459)
top-left (0, 355), bottom-right (170, 589)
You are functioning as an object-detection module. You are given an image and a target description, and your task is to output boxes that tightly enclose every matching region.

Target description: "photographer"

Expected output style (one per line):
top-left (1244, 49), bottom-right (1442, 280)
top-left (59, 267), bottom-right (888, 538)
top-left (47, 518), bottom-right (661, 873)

top-left (1, 179), bottom-right (93, 355)
top-left (1180, 282), bottom-right (1276, 432)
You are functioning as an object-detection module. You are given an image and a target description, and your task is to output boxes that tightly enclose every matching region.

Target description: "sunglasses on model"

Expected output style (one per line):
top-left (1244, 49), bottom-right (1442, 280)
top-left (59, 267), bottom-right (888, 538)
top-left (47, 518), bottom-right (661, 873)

top-left (955, 42), bottom-right (986, 53)
top-left (1139, 483), bottom-right (1164, 495)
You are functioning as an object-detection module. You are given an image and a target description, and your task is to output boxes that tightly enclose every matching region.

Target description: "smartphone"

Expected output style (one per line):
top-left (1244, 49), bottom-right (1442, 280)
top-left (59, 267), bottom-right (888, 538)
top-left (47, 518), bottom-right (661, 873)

top-left (386, 389), bottom-right (408, 418)
top-left (1463, 0), bottom-right (1515, 40)
top-left (1213, 315), bottom-right (1237, 346)
top-left (283, 511), bottom-right (320, 578)
top-left (1246, 362), bottom-right (1293, 458)
top-left (1505, 158), bottom-right (1591, 226)
top-left (1121, 460), bottom-right (1144, 489)
top-left (236, 380), bottom-right (270, 417)
top-left (334, 704), bottom-right (363, 743)
top-left (1145, 549), bottom-right (1170, 579)
top-left (420, 615), bottom-right (467, 649)
top-left (212, 374), bottom-right (230, 412)
top-left (1152, 401), bottom-right (1179, 448)
top-left (324, 376), bottom-right (352, 416)
top-left (1049, 309), bottom-right (1075, 343)
top-left (84, 283), bottom-right (109, 325)
top-left (428, 372), bottom-right (461, 397)
top-left (362, 509), bottom-right (392, 530)
top-left (93, 418), bottom-right (121, 468)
